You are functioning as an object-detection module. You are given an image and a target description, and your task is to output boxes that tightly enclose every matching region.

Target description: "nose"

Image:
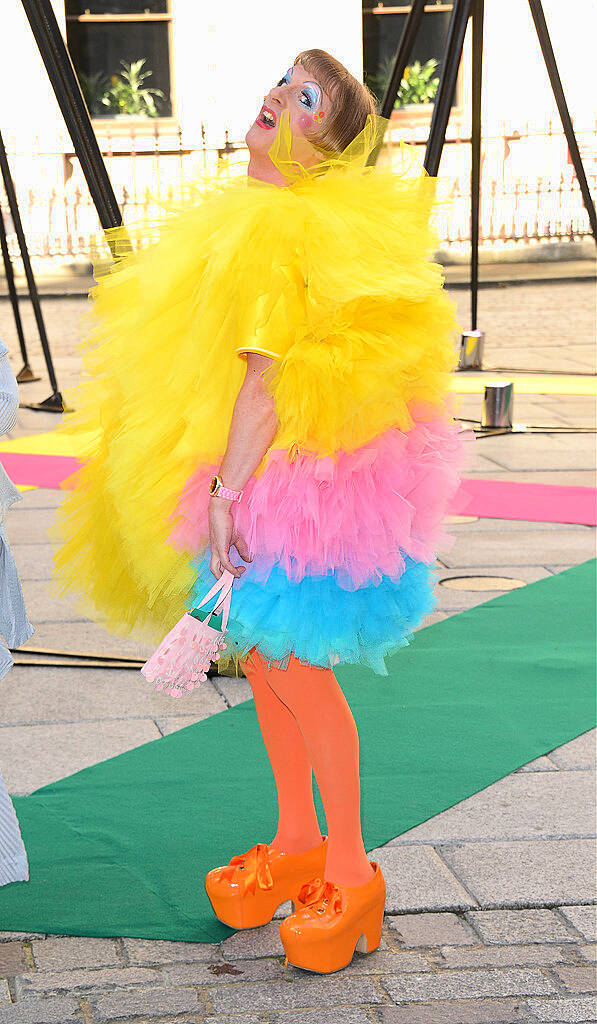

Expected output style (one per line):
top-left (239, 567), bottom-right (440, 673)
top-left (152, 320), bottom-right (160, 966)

top-left (264, 85), bottom-right (285, 107)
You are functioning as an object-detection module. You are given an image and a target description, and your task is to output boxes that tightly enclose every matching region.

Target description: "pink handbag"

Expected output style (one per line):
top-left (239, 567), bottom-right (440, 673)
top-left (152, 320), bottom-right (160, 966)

top-left (141, 570), bottom-right (234, 698)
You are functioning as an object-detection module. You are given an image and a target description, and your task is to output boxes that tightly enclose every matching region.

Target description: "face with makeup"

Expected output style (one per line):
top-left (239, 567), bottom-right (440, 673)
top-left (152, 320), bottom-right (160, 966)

top-left (245, 62), bottom-right (333, 186)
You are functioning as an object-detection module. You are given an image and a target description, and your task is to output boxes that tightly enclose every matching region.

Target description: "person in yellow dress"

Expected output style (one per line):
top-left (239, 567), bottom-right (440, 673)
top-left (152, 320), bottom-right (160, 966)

top-left (48, 48), bottom-right (475, 972)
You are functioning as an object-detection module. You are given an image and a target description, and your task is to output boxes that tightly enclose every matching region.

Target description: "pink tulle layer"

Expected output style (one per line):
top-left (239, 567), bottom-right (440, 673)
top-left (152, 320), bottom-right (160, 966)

top-left (166, 403), bottom-right (477, 589)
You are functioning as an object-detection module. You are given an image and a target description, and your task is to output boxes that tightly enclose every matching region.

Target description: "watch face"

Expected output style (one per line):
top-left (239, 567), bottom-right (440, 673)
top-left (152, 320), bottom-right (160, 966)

top-left (209, 476), bottom-right (218, 495)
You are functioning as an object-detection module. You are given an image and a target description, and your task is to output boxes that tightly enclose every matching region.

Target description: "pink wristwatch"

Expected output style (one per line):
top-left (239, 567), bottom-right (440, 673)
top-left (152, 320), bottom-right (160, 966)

top-left (209, 474), bottom-right (243, 503)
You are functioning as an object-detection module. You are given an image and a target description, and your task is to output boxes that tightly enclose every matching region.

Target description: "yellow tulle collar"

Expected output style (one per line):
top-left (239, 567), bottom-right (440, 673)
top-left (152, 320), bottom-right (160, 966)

top-left (251, 108), bottom-right (420, 189)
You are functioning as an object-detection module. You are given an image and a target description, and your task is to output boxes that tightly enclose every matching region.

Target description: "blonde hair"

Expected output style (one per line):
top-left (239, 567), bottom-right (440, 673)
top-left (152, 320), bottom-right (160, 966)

top-left (292, 48), bottom-right (378, 156)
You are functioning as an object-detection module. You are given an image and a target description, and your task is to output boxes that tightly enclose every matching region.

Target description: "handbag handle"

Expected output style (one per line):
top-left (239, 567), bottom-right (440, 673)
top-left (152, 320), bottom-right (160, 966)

top-left (191, 568), bottom-right (234, 631)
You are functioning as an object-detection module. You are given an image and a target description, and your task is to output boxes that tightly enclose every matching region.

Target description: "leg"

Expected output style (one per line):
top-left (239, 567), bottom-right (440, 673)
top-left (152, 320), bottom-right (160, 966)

top-left (254, 649), bottom-right (375, 888)
top-left (239, 646), bottom-right (323, 854)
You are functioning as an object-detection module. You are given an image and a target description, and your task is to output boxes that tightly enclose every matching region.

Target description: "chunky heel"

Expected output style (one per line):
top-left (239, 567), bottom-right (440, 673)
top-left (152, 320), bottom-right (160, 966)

top-left (280, 860), bottom-right (386, 973)
top-left (354, 901), bottom-right (384, 953)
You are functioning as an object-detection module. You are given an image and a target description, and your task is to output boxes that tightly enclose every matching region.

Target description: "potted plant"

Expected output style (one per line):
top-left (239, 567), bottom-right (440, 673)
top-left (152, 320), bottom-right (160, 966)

top-left (98, 58), bottom-right (165, 118)
top-left (366, 57), bottom-right (440, 119)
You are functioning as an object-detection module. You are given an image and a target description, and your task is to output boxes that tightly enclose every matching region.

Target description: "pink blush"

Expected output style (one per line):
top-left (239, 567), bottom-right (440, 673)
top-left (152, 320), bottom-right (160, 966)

top-left (299, 114), bottom-right (313, 130)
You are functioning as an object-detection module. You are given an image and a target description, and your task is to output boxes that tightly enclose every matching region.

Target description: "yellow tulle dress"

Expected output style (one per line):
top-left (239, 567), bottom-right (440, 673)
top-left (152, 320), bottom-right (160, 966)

top-left (47, 109), bottom-right (476, 677)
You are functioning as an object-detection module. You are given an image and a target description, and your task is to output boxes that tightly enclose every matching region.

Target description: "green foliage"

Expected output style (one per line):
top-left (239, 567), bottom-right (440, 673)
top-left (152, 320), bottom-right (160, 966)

top-left (83, 58), bottom-right (166, 117)
top-left (366, 57), bottom-right (440, 108)
top-left (78, 70), bottom-right (110, 116)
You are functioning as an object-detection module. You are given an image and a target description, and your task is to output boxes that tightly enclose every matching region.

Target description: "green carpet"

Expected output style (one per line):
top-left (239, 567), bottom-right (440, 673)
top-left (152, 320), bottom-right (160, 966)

top-left (1, 560), bottom-right (595, 941)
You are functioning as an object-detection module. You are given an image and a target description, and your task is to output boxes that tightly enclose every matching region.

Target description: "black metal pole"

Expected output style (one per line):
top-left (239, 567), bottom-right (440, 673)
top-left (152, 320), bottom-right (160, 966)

top-left (0, 129), bottom-right (61, 406)
top-left (0, 193), bottom-right (32, 373)
top-left (424, 0), bottom-right (472, 177)
top-left (366, 0), bottom-right (427, 166)
top-left (470, 0), bottom-right (484, 331)
top-left (20, 0), bottom-right (131, 256)
top-left (527, 0), bottom-right (596, 242)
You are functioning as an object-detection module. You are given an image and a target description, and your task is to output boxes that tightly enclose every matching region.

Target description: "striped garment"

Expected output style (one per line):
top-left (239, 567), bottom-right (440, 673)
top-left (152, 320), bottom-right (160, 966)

top-left (0, 337), bottom-right (32, 885)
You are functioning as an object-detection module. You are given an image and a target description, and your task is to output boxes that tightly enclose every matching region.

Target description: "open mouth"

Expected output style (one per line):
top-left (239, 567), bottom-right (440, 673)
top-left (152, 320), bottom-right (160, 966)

top-left (256, 105), bottom-right (276, 129)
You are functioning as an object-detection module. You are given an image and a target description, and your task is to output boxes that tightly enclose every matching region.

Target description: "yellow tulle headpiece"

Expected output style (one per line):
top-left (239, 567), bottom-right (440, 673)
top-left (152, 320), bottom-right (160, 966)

top-left (266, 107), bottom-right (420, 185)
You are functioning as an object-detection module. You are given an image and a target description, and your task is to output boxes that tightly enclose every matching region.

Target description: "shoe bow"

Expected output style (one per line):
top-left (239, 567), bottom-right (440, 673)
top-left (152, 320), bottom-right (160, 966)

top-left (215, 843), bottom-right (274, 896)
top-left (297, 876), bottom-right (345, 915)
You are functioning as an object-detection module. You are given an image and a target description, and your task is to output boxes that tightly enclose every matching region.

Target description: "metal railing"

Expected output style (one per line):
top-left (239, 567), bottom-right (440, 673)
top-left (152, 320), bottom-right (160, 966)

top-left (1, 116), bottom-right (595, 261)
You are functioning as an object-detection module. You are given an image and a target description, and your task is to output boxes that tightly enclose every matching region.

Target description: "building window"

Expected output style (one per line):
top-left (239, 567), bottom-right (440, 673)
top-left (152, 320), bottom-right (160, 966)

top-left (363, 2), bottom-right (461, 110)
top-left (65, 0), bottom-right (174, 119)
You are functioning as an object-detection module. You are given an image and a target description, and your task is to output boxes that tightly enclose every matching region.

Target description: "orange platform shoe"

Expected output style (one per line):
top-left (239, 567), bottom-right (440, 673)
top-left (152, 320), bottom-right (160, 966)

top-left (205, 836), bottom-right (328, 929)
top-left (279, 860), bottom-right (386, 973)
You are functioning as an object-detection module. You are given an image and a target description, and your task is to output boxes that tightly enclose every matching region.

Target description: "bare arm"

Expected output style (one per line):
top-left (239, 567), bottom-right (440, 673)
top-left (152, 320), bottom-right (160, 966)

top-left (208, 352), bottom-right (279, 578)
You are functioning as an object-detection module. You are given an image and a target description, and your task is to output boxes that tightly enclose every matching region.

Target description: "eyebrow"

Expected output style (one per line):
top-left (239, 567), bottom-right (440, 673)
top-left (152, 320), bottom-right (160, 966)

top-left (286, 70), bottom-right (323, 102)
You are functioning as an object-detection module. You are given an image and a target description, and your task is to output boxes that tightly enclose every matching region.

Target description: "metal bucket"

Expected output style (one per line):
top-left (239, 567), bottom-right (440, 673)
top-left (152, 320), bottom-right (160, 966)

top-left (459, 329), bottom-right (484, 369)
top-left (482, 382), bottom-right (514, 429)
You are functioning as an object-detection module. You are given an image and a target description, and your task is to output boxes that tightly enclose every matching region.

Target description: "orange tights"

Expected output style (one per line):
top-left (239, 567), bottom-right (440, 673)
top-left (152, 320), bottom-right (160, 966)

top-left (238, 646), bottom-right (375, 887)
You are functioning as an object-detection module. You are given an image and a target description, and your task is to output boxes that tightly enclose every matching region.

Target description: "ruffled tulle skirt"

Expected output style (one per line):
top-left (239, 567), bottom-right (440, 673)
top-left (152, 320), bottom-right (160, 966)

top-left (167, 398), bottom-right (476, 674)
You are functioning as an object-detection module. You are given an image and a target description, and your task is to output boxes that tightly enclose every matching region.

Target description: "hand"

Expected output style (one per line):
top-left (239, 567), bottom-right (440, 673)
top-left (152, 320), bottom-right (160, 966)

top-left (208, 500), bottom-right (253, 579)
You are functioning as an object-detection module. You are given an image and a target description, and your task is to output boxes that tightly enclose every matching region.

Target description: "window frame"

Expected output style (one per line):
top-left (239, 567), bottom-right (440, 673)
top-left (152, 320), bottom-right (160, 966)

top-left (64, 0), bottom-right (177, 129)
top-left (362, 2), bottom-right (464, 114)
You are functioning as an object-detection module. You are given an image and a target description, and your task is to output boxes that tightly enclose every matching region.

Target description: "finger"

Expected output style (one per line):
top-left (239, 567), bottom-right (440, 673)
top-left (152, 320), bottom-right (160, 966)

top-left (210, 558), bottom-right (222, 579)
top-left (219, 553), bottom-right (245, 578)
top-left (233, 535), bottom-right (254, 563)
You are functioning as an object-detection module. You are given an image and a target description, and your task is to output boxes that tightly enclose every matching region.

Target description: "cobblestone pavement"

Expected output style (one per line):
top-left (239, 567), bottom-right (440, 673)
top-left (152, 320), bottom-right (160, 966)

top-left (0, 277), bottom-right (595, 1022)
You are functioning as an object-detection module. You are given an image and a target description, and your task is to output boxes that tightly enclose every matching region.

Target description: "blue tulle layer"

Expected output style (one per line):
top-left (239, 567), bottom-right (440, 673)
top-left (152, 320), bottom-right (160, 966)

top-left (186, 548), bottom-right (440, 676)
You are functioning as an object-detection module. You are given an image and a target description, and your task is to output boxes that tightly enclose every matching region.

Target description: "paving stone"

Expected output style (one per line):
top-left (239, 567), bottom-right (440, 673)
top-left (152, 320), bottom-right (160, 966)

top-left (0, 997), bottom-right (82, 1023)
top-left (202, 1015), bottom-right (266, 1024)
top-left (0, 933), bottom-right (45, 942)
top-left (437, 839), bottom-right (596, 906)
top-left (382, 966), bottom-right (558, 1002)
top-left (2, 507), bottom-right (73, 548)
top-left (18, 613), bottom-right (156, 661)
top-left (549, 732), bottom-right (597, 771)
top-left (446, 519), bottom-right (593, 534)
top-left (440, 529), bottom-right (595, 569)
top-left (386, 912), bottom-right (477, 947)
top-left (213, 675), bottom-right (253, 707)
top-left (91, 986), bottom-right (199, 1020)
top-left (121, 937), bottom-right (220, 965)
top-left (552, 965), bottom-right (597, 994)
top-left (431, 943), bottom-right (577, 969)
top-left (154, 715), bottom-right (214, 735)
top-left (516, 755), bottom-right (559, 773)
top-left (219, 920), bottom-right (284, 960)
top-left (0, 719), bottom-right (161, 795)
top-left (386, 771), bottom-right (595, 844)
top-left (272, 1010), bottom-right (380, 1024)
top-left (524, 995), bottom-right (597, 1021)
top-left (377, 997), bottom-right (537, 1023)
top-left (577, 945), bottom-right (597, 964)
top-left (472, 448), bottom-right (596, 472)
top-left (0, 941), bottom-right (30, 976)
top-left (209, 975), bottom-right (384, 1013)
top-left (0, 665), bottom-right (227, 726)
top-left (163, 957), bottom-right (284, 986)
top-left (365, 845), bottom-right (477, 914)
top-left (30, 936), bottom-right (121, 971)
top-left (204, 1016), bottom-right (267, 1024)
top-left (332, 947), bottom-right (430, 976)
top-left (14, 965), bottom-right (162, 997)
top-left (558, 908), bottom-right (597, 942)
top-left (466, 909), bottom-right (582, 945)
